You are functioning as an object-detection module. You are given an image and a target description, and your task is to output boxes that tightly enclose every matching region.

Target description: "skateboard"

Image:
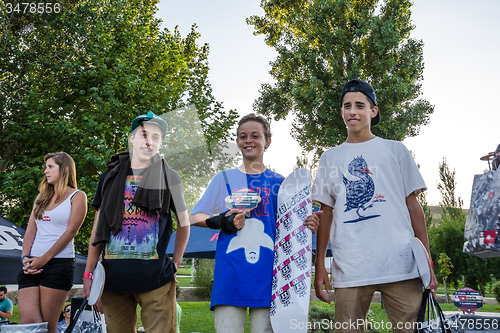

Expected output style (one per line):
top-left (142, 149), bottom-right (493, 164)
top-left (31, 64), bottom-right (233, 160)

top-left (271, 169), bottom-right (313, 332)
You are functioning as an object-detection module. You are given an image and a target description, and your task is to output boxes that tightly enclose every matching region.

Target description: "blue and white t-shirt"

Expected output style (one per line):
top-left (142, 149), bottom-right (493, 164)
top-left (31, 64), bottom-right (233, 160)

top-left (191, 168), bottom-right (284, 309)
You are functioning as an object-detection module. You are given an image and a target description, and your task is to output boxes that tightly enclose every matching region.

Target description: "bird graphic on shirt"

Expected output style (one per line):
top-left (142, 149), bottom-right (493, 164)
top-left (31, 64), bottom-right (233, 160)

top-left (227, 218), bottom-right (274, 263)
top-left (342, 156), bottom-right (375, 219)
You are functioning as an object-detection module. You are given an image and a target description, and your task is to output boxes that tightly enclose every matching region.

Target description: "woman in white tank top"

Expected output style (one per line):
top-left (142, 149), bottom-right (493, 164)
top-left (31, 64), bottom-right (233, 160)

top-left (17, 152), bottom-right (87, 333)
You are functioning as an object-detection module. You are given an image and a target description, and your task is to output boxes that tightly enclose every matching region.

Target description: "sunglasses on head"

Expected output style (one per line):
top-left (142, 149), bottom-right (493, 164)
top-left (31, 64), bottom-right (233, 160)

top-left (65, 308), bottom-right (71, 312)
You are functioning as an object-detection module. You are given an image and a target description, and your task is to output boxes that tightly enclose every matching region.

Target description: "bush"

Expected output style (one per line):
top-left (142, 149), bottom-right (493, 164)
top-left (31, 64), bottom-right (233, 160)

top-left (308, 303), bottom-right (335, 333)
top-left (193, 259), bottom-right (215, 298)
top-left (176, 283), bottom-right (181, 299)
top-left (493, 281), bottom-right (500, 303)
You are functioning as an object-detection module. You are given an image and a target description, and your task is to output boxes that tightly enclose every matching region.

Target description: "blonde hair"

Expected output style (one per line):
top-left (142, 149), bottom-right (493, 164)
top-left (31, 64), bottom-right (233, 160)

top-left (33, 152), bottom-right (78, 220)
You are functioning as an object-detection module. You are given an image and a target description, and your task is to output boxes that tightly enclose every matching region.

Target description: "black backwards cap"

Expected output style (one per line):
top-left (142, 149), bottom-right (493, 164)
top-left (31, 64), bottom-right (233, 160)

top-left (341, 79), bottom-right (380, 127)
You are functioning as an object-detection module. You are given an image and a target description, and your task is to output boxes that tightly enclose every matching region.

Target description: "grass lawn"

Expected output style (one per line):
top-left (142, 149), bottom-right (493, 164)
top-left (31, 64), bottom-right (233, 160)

top-left (176, 276), bottom-right (194, 288)
top-left (176, 266), bottom-right (192, 276)
top-left (9, 301), bottom-right (500, 333)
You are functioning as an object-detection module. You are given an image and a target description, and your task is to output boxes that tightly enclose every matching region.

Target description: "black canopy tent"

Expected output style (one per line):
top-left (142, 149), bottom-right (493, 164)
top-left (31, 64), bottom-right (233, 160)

top-left (0, 215), bottom-right (87, 285)
top-left (166, 225), bottom-right (332, 258)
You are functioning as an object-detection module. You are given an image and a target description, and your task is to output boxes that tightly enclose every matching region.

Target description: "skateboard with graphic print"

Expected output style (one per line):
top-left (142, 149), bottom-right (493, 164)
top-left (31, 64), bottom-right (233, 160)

top-left (271, 169), bottom-right (313, 333)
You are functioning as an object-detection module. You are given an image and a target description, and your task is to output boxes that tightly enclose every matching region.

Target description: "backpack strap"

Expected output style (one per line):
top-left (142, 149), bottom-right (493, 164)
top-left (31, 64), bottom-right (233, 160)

top-left (222, 170), bottom-right (232, 195)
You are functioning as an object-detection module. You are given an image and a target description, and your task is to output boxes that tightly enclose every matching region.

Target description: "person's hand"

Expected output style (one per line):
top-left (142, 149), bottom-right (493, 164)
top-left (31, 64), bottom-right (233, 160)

top-left (22, 257), bottom-right (43, 274)
top-left (225, 209), bottom-right (246, 230)
top-left (303, 211), bottom-right (322, 234)
top-left (82, 277), bottom-right (92, 298)
top-left (429, 269), bottom-right (438, 298)
top-left (21, 255), bottom-right (30, 268)
top-left (174, 261), bottom-right (179, 283)
top-left (22, 265), bottom-right (43, 275)
top-left (27, 256), bottom-right (48, 271)
top-left (314, 265), bottom-right (332, 304)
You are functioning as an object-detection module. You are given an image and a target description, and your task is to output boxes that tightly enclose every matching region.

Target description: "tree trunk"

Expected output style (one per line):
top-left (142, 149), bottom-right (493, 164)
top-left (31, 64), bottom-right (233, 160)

top-left (443, 278), bottom-right (449, 303)
top-left (0, 144), bottom-right (16, 172)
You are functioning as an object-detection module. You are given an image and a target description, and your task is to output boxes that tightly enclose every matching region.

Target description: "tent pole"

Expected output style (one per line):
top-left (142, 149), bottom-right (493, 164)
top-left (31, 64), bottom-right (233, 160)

top-left (191, 258), bottom-right (195, 283)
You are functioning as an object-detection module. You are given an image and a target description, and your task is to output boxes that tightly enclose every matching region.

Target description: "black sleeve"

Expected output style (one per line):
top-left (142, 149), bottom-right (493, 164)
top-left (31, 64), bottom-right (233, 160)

top-left (167, 168), bottom-right (187, 214)
top-left (91, 169), bottom-right (109, 210)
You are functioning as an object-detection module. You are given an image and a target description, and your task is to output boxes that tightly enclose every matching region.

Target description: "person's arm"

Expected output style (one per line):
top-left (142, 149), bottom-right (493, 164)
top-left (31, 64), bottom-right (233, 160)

top-left (21, 208), bottom-right (41, 274)
top-left (190, 213), bottom-right (210, 227)
top-left (28, 191), bottom-right (88, 270)
top-left (407, 191), bottom-right (438, 296)
top-left (190, 209), bottom-right (246, 231)
top-left (314, 203), bottom-right (334, 303)
top-left (172, 210), bottom-right (190, 270)
top-left (0, 308), bottom-right (12, 319)
top-left (82, 209), bottom-right (103, 298)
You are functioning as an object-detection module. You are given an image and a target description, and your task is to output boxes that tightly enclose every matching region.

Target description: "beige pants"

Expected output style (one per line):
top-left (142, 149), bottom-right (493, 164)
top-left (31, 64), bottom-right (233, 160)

top-left (101, 280), bottom-right (177, 333)
top-left (214, 305), bottom-right (274, 333)
top-left (334, 278), bottom-right (422, 333)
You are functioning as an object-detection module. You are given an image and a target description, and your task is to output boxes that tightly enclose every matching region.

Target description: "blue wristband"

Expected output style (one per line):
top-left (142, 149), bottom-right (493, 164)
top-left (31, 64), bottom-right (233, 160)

top-left (21, 255), bottom-right (29, 263)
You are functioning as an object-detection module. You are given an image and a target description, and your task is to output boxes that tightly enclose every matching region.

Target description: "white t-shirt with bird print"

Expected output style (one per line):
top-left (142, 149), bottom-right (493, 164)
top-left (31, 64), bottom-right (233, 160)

top-left (312, 137), bottom-right (426, 288)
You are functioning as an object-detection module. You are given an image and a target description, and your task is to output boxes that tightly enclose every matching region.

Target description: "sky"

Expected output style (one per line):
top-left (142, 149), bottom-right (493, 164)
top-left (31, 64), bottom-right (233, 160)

top-left (156, 0), bottom-right (500, 208)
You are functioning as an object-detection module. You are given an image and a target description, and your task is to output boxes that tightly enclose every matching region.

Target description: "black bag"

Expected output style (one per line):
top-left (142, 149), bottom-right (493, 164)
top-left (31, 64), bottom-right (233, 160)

top-left (66, 298), bottom-right (103, 333)
top-left (416, 289), bottom-right (464, 333)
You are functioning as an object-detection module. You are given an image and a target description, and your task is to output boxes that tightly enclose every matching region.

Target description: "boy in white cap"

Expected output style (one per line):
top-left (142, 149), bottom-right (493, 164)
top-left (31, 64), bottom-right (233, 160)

top-left (83, 111), bottom-right (189, 333)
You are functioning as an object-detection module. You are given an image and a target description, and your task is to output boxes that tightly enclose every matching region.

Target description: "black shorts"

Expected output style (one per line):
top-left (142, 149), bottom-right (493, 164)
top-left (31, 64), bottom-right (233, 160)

top-left (17, 258), bottom-right (75, 291)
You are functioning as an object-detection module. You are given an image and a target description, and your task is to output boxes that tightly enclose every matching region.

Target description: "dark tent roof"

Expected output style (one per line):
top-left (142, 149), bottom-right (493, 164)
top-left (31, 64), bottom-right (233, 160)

top-left (0, 216), bottom-right (87, 285)
top-left (166, 226), bottom-right (332, 258)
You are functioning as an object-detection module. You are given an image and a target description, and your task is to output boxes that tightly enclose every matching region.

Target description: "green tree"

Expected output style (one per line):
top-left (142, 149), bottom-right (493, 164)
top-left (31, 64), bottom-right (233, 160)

top-left (417, 191), bottom-right (433, 229)
top-left (248, 0), bottom-right (434, 157)
top-left (437, 158), bottom-right (464, 221)
top-left (0, 0), bottom-right (237, 254)
top-left (437, 252), bottom-right (453, 303)
top-left (412, 151), bottom-right (433, 228)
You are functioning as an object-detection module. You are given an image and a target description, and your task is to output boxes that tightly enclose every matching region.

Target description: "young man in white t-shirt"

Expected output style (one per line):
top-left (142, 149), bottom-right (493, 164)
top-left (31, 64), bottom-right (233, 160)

top-left (312, 79), bottom-right (438, 333)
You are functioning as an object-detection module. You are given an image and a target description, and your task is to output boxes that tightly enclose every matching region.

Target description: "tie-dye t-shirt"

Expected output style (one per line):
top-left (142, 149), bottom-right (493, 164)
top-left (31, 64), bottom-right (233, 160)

top-left (104, 172), bottom-right (160, 260)
top-left (93, 167), bottom-right (186, 292)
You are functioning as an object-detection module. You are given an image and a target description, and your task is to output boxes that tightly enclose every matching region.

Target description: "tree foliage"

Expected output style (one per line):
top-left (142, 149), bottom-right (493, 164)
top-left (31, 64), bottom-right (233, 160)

top-left (0, 0), bottom-right (237, 254)
top-left (437, 158), bottom-right (464, 221)
top-left (437, 252), bottom-right (453, 303)
top-left (248, 0), bottom-right (433, 156)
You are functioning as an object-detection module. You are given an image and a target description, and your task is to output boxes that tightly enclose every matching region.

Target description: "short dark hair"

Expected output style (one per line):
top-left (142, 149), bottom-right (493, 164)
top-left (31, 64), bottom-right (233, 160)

top-left (237, 113), bottom-right (272, 139)
top-left (0, 286), bottom-right (7, 293)
top-left (341, 91), bottom-right (376, 109)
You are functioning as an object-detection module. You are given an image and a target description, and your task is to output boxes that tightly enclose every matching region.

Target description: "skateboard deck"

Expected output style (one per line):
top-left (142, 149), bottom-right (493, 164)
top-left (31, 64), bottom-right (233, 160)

top-left (271, 169), bottom-right (313, 332)
top-left (410, 237), bottom-right (432, 289)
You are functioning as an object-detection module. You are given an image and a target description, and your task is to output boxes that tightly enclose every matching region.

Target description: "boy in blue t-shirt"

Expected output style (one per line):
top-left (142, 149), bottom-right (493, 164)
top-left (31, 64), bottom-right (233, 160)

top-left (190, 113), bottom-right (320, 333)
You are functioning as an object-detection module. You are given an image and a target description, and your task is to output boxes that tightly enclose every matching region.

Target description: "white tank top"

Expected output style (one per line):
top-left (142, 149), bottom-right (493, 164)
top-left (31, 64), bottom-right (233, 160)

top-left (30, 190), bottom-right (79, 258)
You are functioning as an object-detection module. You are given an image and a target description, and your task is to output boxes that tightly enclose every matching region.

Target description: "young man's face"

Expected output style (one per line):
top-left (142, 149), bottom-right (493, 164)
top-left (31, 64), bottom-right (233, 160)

top-left (0, 291), bottom-right (6, 301)
top-left (341, 91), bottom-right (378, 134)
top-left (130, 122), bottom-right (163, 163)
top-left (236, 120), bottom-right (271, 161)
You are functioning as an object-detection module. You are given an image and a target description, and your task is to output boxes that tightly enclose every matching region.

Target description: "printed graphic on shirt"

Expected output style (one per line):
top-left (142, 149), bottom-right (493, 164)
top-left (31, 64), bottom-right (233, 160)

top-left (105, 175), bottom-right (159, 260)
top-left (226, 217), bottom-right (274, 263)
top-left (342, 156), bottom-right (381, 223)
